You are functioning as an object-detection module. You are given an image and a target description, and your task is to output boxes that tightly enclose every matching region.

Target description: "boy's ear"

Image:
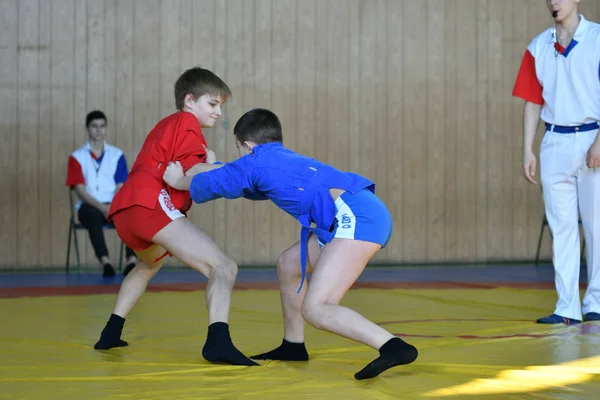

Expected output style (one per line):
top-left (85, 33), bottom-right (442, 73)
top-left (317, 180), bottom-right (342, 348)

top-left (244, 141), bottom-right (255, 153)
top-left (183, 93), bottom-right (195, 107)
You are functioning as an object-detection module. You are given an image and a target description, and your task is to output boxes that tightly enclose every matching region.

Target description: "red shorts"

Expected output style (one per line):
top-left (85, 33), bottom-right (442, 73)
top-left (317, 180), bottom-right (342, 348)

top-left (111, 189), bottom-right (185, 251)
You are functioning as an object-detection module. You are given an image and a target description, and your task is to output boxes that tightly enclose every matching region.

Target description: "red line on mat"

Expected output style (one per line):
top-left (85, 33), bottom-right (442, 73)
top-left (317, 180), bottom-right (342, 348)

top-left (0, 281), bottom-right (563, 299)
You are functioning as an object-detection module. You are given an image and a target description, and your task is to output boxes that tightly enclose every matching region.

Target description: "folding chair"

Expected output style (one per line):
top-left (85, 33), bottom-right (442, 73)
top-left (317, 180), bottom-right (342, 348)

top-left (66, 189), bottom-right (124, 273)
top-left (535, 213), bottom-right (585, 266)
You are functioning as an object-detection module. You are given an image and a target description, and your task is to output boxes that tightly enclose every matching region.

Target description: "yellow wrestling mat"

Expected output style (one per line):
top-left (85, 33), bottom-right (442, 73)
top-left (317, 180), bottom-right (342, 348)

top-left (1, 288), bottom-right (599, 399)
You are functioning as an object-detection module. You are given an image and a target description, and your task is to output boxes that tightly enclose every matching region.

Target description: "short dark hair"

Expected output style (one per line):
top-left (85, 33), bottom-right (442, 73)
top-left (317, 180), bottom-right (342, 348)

top-left (233, 109), bottom-right (283, 144)
top-left (86, 110), bottom-right (106, 127)
top-left (174, 67), bottom-right (232, 110)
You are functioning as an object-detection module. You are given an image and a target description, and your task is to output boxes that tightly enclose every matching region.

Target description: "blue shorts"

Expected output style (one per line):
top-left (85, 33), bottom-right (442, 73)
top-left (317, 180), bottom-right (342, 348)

top-left (318, 189), bottom-right (393, 248)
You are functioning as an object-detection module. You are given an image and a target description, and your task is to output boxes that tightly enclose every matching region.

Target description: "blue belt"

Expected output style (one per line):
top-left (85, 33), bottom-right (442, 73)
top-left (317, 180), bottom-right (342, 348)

top-left (545, 122), bottom-right (599, 133)
top-left (298, 226), bottom-right (310, 293)
top-left (297, 224), bottom-right (332, 293)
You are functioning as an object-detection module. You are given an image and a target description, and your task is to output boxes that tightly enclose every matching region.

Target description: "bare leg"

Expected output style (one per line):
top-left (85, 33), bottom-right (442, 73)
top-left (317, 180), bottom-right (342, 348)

top-left (151, 218), bottom-right (256, 365)
top-left (105, 218), bottom-right (238, 324)
top-left (94, 244), bottom-right (167, 350)
top-left (301, 238), bottom-right (418, 379)
top-left (95, 218), bottom-right (256, 365)
top-left (301, 239), bottom-right (392, 347)
top-left (113, 245), bottom-right (167, 318)
top-left (251, 235), bottom-right (321, 361)
top-left (152, 218), bottom-right (238, 325)
top-left (279, 235), bottom-right (322, 342)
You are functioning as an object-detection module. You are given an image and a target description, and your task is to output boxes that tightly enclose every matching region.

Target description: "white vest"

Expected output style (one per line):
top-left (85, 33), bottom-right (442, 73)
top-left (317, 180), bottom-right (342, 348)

top-left (528, 15), bottom-right (600, 126)
top-left (71, 142), bottom-right (124, 208)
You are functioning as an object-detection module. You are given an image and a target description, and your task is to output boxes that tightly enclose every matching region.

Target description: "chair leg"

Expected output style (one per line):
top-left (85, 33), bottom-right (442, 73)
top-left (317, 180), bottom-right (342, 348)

top-left (74, 227), bottom-right (81, 274)
top-left (535, 217), bottom-right (547, 266)
top-left (66, 222), bottom-right (73, 274)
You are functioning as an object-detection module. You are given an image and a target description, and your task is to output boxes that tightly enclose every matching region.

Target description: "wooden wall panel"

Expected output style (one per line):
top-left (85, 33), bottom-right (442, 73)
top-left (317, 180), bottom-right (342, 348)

top-left (485, 0), bottom-right (504, 260)
top-left (443, 0), bottom-right (458, 261)
top-left (87, 0), bottom-right (104, 112)
top-left (3, 0), bottom-right (600, 269)
top-left (475, 0), bottom-right (489, 260)
top-left (17, 0), bottom-right (41, 266)
top-left (0, 0), bottom-right (19, 268)
top-left (455, 0), bottom-right (478, 260)
top-left (500, 3), bottom-right (515, 259)
top-left (38, 0), bottom-right (53, 265)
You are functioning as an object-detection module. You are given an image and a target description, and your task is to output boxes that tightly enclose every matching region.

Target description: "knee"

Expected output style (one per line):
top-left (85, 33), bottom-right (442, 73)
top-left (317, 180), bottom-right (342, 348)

top-left (80, 218), bottom-right (106, 232)
top-left (277, 250), bottom-right (300, 280)
top-left (78, 205), bottom-right (105, 224)
top-left (301, 301), bottom-right (326, 331)
top-left (211, 258), bottom-right (238, 283)
top-left (128, 261), bottom-right (160, 280)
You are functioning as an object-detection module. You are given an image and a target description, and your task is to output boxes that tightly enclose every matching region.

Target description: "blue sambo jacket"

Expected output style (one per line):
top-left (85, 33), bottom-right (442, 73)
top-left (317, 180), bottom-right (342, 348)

top-left (189, 142), bottom-right (375, 291)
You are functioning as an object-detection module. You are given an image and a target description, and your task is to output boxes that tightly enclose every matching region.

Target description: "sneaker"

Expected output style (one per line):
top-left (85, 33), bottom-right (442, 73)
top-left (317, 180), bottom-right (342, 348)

top-left (122, 262), bottom-right (136, 277)
top-left (536, 314), bottom-right (581, 325)
top-left (583, 312), bottom-right (600, 322)
top-left (102, 263), bottom-right (116, 277)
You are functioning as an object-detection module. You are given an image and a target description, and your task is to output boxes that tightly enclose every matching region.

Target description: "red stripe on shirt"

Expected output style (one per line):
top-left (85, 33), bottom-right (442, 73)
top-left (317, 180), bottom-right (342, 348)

top-left (512, 49), bottom-right (544, 105)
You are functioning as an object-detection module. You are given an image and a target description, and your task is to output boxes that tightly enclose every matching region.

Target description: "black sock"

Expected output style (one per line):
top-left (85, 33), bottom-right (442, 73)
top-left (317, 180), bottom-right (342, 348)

top-left (94, 314), bottom-right (128, 350)
top-left (250, 338), bottom-right (309, 361)
top-left (354, 338), bottom-right (418, 380)
top-left (201, 322), bottom-right (259, 366)
top-left (102, 263), bottom-right (115, 277)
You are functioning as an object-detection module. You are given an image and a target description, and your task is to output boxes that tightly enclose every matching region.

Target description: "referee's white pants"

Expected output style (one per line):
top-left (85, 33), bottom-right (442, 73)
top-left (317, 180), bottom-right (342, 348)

top-left (540, 128), bottom-right (600, 320)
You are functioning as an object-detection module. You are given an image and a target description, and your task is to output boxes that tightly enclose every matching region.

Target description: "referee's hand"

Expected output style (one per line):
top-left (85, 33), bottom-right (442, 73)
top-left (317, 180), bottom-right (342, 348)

top-left (522, 151), bottom-right (538, 185)
top-left (586, 141), bottom-right (600, 169)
